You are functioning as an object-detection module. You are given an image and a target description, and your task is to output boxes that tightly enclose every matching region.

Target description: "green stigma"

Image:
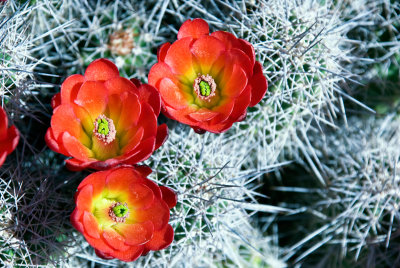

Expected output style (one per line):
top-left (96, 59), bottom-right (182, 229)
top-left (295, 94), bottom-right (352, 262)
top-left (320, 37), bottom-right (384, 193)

top-left (199, 80), bottom-right (211, 96)
top-left (112, 204), bottom-right (128, 218)
top-left (97, 118), bottom-right (109, 135)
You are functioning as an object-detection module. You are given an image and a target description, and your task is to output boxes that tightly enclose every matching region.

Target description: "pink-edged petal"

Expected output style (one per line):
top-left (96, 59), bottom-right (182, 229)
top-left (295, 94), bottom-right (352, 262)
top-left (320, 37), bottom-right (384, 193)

top-left (137, 84), bottom-right (161, 116)
top-left (157, 42), bottom-right (171, 62)
top-left (160, 186), bottom-right (177, 209)
top-left (191, 35), bottom-right (225, 74)
top-left (177, 18), bottom-right (209, 40)
top-left (60, 74), bottom-right (84, 104)
top-left (61, 132), bottom-right (93, 160)
top-left (83, 211), bottom-right (101, 239)
top-left (148, 62), bottom-right (177, 89)
top-left (188, 108), bottom-right (219, 122)
top-left (159, 78), bottom-right (192, 109)
top-left (164, 37), bottom-right (196, 77)
top-left (116, 221), bottom-right (154, 246)
top-left (84, 58), bottom-right (119, 81)
top-left (154, 124), bottom-right (168, 150)
top-left (144, 224), bottom-right (174, 251)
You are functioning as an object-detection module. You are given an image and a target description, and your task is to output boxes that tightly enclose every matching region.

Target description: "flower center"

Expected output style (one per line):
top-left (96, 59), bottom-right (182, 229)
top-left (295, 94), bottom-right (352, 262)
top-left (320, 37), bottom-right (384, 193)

top-left (108, 202), bottom-right (129, 223)
top-left (93, 115), bottom-right (116, 144)
top-left (193, 74), bottom-right (216, 101)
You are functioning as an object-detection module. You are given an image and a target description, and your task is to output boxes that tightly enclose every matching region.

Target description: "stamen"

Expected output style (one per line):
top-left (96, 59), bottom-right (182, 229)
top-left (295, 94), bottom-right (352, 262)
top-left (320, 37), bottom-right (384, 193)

top-left (93, 115), bottom-right (116, 144)
top-left (193, 74), bottom-right (216, 101)
top-left (108, 202), bottom-right (129, 223)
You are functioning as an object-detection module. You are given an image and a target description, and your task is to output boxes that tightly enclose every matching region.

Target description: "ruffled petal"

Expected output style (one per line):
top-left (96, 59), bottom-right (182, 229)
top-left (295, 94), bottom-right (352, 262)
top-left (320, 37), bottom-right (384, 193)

top-left (177, 18), bottom-right (209, 40)
top-left (84, 58), bottom-right (119, 81)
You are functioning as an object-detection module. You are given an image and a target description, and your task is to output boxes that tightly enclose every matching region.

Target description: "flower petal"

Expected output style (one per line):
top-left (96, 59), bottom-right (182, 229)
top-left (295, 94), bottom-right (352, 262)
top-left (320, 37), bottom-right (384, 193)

top-left (116, 221), bottom-right (154, 246)
top-left (61, 132), bottom-right (93, 160)
top-left (76, 184), bottom-right (93, 212)
top-left (137, 84), bottom-right (161, 116)
top-left (177, 18), bottom-right (209, 40)
top-left (164, 37), bottom-right (196, 77)
top-left (51, 93), bottom-right (61, 109)
top-left (102, 228), bottom-right (130, 251)
top-left (116, 92), bottom-right (141, 132)
top-left (60, 74), bottom-right (84, 104)
top-left (157, 42), bottom-right (171, 62)
top-left (221, 64), bottom-right (248, 98)
top-left (159, 78), bottom-right (192, 109)
top-left (191, 35), bottom-right (225, 74)
top-left (83, 211), bottom-right (101, 239)
top-left (148, 62), bottom-right (176, 88)
top-left (249, 62), bottom-right (268, 107)
top-left (155, 124), bottom-right (168, 151)
top-left (104, 77), bottom-right (138, 96)
top-left (144, 224), bottom-right (174, 251)
top-left (74, 81), bottom-right (108, 119)
top-left (132, 199), bottom-right (169, 230)
top-left (84, 58), bottom-right (119, 81)
top-left (160, 186), bottom-right (177, 209)
top-left (188, 108), bottom-right (219, 122)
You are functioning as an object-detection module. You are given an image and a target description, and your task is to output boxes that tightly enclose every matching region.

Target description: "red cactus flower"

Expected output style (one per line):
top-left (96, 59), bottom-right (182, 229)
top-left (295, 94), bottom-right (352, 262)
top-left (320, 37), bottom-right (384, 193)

top-left (46, 59), bottom-right (168, 171)
top-left (0, 107), bottom-right (19, 167)
top-left (70, 165), bottom-right (177, 262)
top-left (148, 18), bottom-right (268, 133)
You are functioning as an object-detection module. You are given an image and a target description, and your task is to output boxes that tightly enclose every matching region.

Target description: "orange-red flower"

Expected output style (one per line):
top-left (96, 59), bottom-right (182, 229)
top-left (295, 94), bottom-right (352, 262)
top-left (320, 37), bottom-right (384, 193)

top-left (70, 165), bottom-right (177, 262)
top-left (46, 59), bottom-right (168, 171)
top-left (148, 18), bottom-right (268, 133)
top-left (0, 106), bottom-right (19, 167)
